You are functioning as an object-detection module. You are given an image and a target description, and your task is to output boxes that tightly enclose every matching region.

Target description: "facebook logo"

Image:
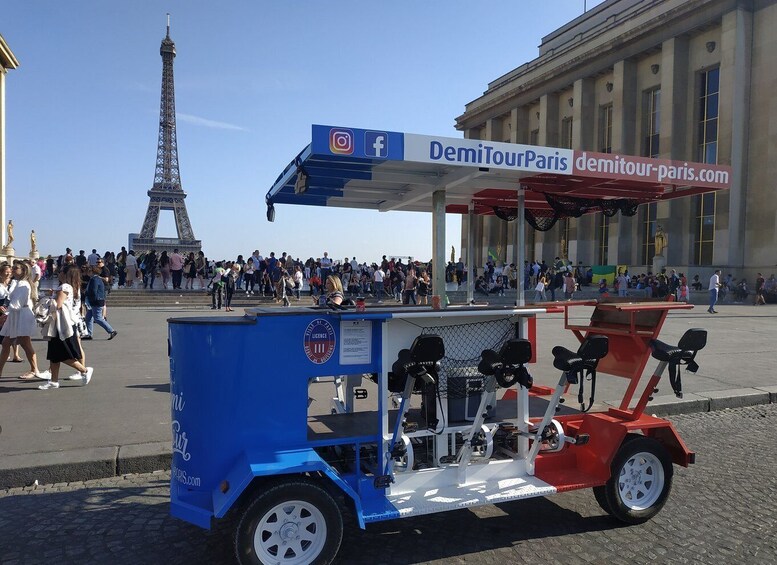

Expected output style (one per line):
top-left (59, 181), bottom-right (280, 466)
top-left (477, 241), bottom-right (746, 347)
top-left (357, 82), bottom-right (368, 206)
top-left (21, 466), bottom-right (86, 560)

top-left (364, 131), bottom-right (388, 158)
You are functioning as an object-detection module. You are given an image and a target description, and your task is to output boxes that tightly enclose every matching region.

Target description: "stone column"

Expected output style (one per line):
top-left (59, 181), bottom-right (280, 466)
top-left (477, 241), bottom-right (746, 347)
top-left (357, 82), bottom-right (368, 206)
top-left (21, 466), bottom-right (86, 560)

top-left (510, 107), bottom-right (529, 144)
top-left (611, 59), bottom-right (637, 155)
top-left (660, 36), bottom-right (690, 267)
top-left (538, 93), bottom-right (560, 147)
top-left (484, 117), bottom-right (501, 144)
top-left (611, 59), bottom-right (638, 264)
top-left (0, 68), bottom-right (6, 249)
top-left (572, 77), bottom-right (595, 150)
top-left (719, 6), bottom-right (752, 268)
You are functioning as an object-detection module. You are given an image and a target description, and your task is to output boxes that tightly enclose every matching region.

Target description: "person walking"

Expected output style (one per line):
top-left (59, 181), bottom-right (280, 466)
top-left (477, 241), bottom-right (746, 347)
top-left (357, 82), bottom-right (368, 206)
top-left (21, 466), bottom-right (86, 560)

top-left (417, 271), bottom-right (430, 305)
top-left (195, 251), bottom-right (207, 290)
top-left (373, 265), bottom-right (385, 303)
top-left (184, 252), bottom-right (197, 290)
top-left (170, 248), bottom-right (184, 290)
top-left (402, 267), bottom-right (418, 305)
top-left (0, 262), bottom-right (42, 380)
top-left (159, 251), bottom-right (171, 289)
top-left (38, 265), bottom-right (93, 390)
top-left (244, 257), bottom-right (256, 296)
top-left (755, 273), bottom-right (766, 306)
top-left (293, 265), bottom-right (303, 300)
top-left (125, 250), bottom-right (138, 288)
top-left (535, 275), bottom-right (547, 302)
top-left (224, 263), bottom-right (239, 312)
top-left (84, 265), bottom-right (117, 340)
top-left (708, 269), bottom-right (721, 313)
top-left (144, 250), bottom-right (158, 289)
top-left (210, 262), bottom-right (226, 310)
top-left (0, 262), bottom-right (23, 363)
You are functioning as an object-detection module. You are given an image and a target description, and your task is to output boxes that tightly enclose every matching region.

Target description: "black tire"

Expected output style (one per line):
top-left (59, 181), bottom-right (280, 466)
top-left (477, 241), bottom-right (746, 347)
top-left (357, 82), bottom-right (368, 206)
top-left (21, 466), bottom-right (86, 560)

top-left (599, 435), bottom-right (673, 524)
top-left (592, 485), bottom-right (611, 515)
top-left (235, 478), bottom-right (343, 565)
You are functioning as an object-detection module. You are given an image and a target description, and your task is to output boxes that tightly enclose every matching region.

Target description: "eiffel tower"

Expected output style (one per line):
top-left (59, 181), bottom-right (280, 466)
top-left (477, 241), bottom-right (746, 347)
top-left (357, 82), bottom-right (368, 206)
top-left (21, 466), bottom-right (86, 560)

top-left (130, 16), bottom-right (201, 256)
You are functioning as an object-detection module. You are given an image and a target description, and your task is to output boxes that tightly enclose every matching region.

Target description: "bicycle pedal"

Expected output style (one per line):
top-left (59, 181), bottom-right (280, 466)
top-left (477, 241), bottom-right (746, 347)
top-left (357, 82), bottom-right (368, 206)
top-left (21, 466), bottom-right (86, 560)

top-left (574, 434), bottom-right (590, 446)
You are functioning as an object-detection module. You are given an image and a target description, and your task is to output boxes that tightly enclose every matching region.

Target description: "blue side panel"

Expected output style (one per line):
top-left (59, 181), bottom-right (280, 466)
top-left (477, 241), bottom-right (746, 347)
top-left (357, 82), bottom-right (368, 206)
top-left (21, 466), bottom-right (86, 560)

top-left (168, 312), bottom-right (387, 529)
top-left (210, 449), bottom-right (369, 529)
top-left (170, 479), bottom-right (215, 530)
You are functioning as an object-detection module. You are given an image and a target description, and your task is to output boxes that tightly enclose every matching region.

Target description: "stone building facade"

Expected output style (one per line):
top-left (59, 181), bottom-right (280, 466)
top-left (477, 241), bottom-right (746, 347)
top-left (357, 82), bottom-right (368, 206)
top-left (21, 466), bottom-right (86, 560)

top-left (456, 0), bottom-right (776, 280)
top-left (0, 35), bottom-right (19, 252)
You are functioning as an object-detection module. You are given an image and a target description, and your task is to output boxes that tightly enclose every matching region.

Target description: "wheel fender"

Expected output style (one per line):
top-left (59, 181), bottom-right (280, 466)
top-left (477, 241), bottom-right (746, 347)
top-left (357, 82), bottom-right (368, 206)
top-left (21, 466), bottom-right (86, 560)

top-left (644, 424), bottom-right (695, 467)
top-left (211, 449), bottom-right (365, 527)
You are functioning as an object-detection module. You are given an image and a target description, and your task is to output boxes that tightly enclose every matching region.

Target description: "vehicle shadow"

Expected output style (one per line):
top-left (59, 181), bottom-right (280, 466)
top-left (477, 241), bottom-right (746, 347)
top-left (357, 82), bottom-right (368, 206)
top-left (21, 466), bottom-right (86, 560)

top-left (336, 495), bottom-right (626, 564)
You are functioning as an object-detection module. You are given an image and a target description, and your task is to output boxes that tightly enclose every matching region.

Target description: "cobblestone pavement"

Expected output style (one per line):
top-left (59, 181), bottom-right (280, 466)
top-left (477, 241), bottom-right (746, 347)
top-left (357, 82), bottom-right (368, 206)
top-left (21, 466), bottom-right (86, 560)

top-left (2, 405), bottom-right (776, 565)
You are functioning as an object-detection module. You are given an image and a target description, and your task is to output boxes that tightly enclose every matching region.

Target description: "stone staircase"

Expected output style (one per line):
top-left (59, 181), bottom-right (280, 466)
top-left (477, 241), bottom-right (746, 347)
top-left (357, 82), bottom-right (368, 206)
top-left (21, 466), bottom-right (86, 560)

top-left (38, 280), bottom-right (718, 309)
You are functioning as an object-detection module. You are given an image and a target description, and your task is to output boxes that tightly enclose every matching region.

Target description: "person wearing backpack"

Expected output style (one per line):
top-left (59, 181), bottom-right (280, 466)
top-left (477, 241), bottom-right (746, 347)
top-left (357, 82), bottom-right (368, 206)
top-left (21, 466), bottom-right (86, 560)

top-left (84, 264), bottom-right (117, 340)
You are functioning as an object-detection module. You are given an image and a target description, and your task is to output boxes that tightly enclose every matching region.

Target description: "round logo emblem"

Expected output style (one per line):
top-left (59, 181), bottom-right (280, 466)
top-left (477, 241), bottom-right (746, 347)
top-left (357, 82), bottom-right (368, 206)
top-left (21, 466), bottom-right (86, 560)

top-left (304, 319), bottom-right (336, 365)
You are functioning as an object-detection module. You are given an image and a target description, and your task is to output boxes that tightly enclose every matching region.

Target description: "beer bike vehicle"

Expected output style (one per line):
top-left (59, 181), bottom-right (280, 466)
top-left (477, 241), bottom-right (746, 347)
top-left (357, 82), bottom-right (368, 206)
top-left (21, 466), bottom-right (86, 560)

top-left (168, 299), bottom-right (705, 564)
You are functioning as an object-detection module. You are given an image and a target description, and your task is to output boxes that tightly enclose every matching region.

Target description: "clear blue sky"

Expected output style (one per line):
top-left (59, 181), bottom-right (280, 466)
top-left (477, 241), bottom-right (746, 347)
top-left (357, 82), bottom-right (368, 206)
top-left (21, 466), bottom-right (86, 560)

top-left (3, 0), bottom-right (603, 263)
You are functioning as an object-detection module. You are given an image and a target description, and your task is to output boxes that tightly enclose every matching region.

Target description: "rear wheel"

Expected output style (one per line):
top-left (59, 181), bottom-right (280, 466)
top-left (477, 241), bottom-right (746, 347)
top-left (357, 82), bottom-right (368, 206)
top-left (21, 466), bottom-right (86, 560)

top-left (235, 478), bottom-right (343, 565)
top-left (596, 435), bottom-right (673, 524)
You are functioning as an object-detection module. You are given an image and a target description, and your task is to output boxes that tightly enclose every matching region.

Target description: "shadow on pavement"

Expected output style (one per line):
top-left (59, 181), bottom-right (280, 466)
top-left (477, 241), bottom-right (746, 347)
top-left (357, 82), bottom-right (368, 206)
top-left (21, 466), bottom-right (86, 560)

top-left (0, 478), bottom-right (622, 565)
top-left (126, 383), bottom-right (171, 393)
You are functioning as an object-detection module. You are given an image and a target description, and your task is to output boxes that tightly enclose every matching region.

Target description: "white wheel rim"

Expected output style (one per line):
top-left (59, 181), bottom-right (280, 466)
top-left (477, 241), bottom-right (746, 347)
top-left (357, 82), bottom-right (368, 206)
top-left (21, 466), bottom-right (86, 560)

top-left (253, 500), bottom-right (327, 564)
top-left (617, 451), bottom-right (665, 510)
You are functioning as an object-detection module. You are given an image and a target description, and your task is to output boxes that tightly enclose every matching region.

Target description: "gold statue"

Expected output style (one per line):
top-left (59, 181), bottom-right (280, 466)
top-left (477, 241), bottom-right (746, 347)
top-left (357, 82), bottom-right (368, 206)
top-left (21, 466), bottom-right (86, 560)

top-left (30, 230), bottom-right (37, 253)
top-left (450, 245), bottom-right (455, 263)
top-left (6, 220), bottom-right (13, 246)
top-left (654, 224), bottom-right (667, 256)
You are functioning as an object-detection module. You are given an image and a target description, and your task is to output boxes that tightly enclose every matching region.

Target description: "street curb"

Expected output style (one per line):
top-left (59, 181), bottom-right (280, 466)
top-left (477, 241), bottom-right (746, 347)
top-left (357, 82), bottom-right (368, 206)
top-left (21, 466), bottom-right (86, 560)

top-left (2, 387), bottom-right (776, 489)
top-left (0, 446), bottom-right (118, 490)
top-left (118, 442), bottom-right (172, 475)
top-left (643, 393), bottom-right (710, 417)
top-left (699, 388), bottom-right (770, 411)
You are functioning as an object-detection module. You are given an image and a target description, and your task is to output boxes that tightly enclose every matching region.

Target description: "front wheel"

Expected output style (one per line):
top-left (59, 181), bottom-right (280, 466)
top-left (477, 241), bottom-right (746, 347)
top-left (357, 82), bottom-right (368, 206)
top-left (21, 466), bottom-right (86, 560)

top-left (594, 435), bottom-right (673, 525)
top-left (235, 478), bottom-right (343, 565)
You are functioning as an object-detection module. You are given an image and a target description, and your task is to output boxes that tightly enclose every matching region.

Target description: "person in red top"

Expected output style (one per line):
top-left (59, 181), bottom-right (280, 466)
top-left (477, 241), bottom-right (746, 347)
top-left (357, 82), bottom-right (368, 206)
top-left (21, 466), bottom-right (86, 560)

top-left (169, 249), bottom-right (184, 290)
top-left (309, 273), bottom-right (321, 297)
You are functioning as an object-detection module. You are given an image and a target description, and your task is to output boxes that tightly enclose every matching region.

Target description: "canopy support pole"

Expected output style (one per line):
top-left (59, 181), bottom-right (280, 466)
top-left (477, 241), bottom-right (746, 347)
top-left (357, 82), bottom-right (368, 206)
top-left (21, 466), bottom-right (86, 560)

top-left (432, 190), bottom-right (446, 308)
top-left (467, 201), bottom-right (474, 304)
top-left (515, 186), bottom-right (525, 307)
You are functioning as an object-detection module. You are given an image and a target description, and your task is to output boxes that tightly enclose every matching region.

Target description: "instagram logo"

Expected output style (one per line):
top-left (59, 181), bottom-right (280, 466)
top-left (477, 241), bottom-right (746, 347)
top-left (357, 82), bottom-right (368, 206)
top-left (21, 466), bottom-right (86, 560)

top-left (329, 129), bottom-right (354, 155)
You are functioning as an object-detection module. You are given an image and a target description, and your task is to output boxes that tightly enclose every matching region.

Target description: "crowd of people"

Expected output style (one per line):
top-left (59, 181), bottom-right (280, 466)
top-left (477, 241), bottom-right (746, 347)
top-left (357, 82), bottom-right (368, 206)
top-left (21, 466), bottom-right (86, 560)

top-left (5, 245), bottom-right (770, 393)
top-left (33, 247), bottom-right (777, 310)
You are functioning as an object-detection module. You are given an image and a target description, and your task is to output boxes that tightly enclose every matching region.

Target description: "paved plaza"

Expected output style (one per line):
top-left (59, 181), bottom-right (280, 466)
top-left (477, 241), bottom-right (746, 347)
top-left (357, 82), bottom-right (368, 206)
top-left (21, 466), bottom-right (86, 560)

top-left (0, 302), bottom-right (775, 489)
top-left (2, 404), bottom-right (775, 564)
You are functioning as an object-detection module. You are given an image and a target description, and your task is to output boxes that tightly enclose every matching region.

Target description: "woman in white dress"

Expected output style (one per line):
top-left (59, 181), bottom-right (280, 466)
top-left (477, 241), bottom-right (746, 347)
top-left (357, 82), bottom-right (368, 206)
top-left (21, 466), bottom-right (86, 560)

top-left (0, 263), bottom-right (22, 362)
top-left (0, 262), bottom-right (41, 379)
top-left (38, 265), bottom-right (93, 390)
